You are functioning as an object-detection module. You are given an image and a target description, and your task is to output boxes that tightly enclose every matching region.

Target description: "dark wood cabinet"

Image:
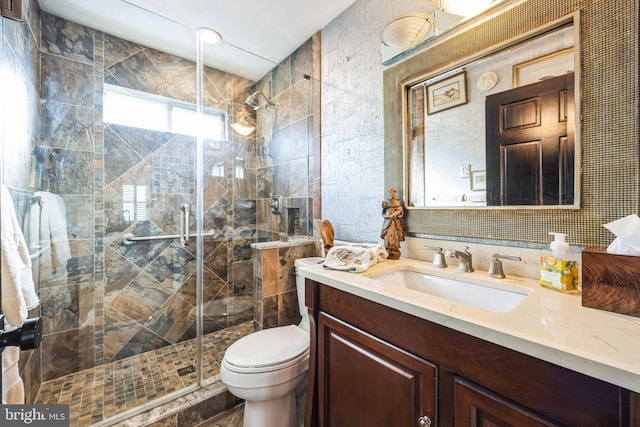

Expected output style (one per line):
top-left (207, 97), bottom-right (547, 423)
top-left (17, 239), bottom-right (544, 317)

top-left (454, 378), bottom-right (560, 427)
top-left (318, 312), bottom-right (436, 426)
top-left (305, 279), bottom-right (640, 427)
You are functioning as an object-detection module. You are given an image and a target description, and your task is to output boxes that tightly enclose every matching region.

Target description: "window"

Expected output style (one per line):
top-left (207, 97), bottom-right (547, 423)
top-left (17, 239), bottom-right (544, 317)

top-left (122, 185), bottom-right (147, 221)
top-left (104, 84), bottom-right (226, 140)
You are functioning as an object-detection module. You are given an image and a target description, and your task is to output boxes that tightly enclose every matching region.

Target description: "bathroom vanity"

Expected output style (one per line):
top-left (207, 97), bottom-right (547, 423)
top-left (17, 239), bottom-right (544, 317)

top-left (299, 259), bottom-right (640, 426)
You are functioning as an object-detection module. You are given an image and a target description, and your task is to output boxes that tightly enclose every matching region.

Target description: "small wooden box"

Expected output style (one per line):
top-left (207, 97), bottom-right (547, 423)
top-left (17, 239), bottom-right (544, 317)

top-left (582, 246), bottom-right (640, 317)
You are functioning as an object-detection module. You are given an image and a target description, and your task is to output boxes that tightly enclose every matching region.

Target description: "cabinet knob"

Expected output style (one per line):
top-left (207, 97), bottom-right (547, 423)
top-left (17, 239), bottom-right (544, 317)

top-left (417, 415), bottom-right (432, 427)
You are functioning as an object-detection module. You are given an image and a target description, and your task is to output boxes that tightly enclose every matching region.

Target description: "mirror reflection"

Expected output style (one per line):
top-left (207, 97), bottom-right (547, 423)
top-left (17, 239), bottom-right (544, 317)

top-left (406, 22), bottom-right (578, 208)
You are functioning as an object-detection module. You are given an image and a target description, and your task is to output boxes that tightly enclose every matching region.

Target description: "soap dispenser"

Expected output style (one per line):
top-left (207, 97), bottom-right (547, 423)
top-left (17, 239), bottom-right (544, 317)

top-left (539, 232), bottom-right (579, 293)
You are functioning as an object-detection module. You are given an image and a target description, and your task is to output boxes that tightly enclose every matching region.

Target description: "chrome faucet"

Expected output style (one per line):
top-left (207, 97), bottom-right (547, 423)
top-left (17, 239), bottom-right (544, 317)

top-left (446, 247), bottom-right (474, 272)
top-left (488, 254), bottom-right (522, 279)
top-left (423, 246), bottom-right (447, 268)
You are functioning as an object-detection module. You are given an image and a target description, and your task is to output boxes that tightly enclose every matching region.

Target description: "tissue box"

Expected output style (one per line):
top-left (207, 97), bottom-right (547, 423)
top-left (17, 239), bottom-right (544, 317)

top-left (582, 246), bottom-right (640, 317)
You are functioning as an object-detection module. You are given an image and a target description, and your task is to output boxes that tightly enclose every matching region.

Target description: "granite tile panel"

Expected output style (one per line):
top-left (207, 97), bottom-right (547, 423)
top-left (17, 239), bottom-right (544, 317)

top-left (104, 306), bottom-right (141, 362)
top-left (41, 53), bottom-right (94, 107)
top-left (232, 232), bottom-right (253, 265)
top-left (108, 270), bottom-right (172, 323)
top-left (290, 158), bottom-right (309, 198)
top-left (110, 124), bottom-right (174, 160)
top-left (40, 284), bottom-right (79, 334)
top-left (290, 79), bottom-right (311, 124)
top-left (104, 247), bottom-right (140, 302)
top-left (104, 34), bottom-right (144, 68)
top-left (40, 329), bottom-right (82, 381)
top-left (290, 38), bottom-right (313, 83)
top-left (232, 259), bottom-right (253, 296)
top-left (41, 102), bottom-right (94, 152)
top-left (262, 296), bottom-right (278, 329)
top-left (144, 293), bottom-right (195, 344)
top-left (271, 125), bottom-right (291, 164)
top-left (234, 166), bottom-right (256, 199)
top-left (144, 243), bottom-right (197, 292)
top-left (104, 126), bottom-right (144, 184)
top-left (203, 239), bottom-right (228, 283)
top-left (62, 194), bottom-right (94, 239)
top-left (256, 166), bottom-right (273, 200)
top-left (148, 193), bottom-right (196, 236)
top-left (278, 290), bottom-right (301, 327)
top-left (114, 327), bottom-right (170, 360)
top-left (272, 162), bottom-right (291, 197)
top-left (261, 249), bottom-right (279, 297)
top-left (112, 221), bottom-right (172, 268)
top-left (106, 50), bottom-right (173, 96)
top-left (44, 148), bottom-right (94, 194)
top-left (41, 12), bottom-right (94, 65)
top-left (272, 57), bottom-right (291, 98)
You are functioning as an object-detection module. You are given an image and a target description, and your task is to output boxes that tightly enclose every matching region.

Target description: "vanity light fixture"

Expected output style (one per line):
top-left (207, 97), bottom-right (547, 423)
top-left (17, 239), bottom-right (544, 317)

top-left (380, 13), bottom-right (434, 50)
top-left (437, 0), bottom-right (494, 17)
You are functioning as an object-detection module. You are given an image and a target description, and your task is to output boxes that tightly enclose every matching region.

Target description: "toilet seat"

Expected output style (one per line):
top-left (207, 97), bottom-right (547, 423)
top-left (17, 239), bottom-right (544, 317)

top-left (223, 325), bottom-right (309, 374)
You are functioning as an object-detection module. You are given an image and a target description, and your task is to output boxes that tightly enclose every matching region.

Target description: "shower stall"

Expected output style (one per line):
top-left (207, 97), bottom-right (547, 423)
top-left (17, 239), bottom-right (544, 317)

top-left (0, 1), bottom-right (320, 425)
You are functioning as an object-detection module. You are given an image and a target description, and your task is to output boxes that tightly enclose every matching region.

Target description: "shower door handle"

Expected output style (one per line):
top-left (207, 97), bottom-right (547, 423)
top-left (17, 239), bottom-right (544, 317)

top-left (180, 203), bottom-right (191, 247)
top-left (0, 316), bottom-right (43, 352)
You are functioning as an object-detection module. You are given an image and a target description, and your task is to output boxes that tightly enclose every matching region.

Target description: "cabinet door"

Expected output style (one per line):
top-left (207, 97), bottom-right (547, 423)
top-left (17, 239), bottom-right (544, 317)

top-left (318, 312), bottom-right (436, 427)
top-left (454, 377), bottom-right (561, 427)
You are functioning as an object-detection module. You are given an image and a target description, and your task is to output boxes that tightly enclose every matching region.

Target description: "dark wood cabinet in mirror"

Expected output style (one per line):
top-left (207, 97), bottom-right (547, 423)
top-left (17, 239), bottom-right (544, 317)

top-left (404, 17), bottom-right (580, 209)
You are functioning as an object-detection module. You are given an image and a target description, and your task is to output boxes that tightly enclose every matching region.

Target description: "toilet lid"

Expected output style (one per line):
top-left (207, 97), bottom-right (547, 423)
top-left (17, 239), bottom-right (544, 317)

top-left (224, 325), bottom-right (309, 369)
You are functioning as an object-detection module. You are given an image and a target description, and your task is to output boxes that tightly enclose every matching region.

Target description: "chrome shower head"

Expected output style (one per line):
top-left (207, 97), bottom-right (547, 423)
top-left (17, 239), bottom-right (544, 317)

top-left (243, 91), bottom-right (278, 110)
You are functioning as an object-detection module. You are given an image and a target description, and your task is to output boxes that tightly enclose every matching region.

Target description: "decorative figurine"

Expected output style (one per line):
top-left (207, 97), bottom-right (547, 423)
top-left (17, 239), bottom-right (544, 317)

top-left (381, 187), bottom-right (404, 260)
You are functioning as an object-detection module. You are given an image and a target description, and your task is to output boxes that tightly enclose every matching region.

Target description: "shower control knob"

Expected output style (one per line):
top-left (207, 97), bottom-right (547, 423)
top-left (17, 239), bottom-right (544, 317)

top-left (0, 316), bottom-right (43, 351)
top-left (418, 415), bottom-right (432, 427)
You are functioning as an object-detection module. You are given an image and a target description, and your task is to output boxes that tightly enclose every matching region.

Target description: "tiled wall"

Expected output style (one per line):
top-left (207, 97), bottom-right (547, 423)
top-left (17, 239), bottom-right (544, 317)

top-left (253, 241), bottom-right (315, 330)
top-left (0, 0), bottom-right (43, 403)
top-left (250, 34), bottom-right (323, 327)
top-left (36, 11), bottom-right (271, 383)
top-left (32, 11), bottom-right (323, 398)
top-left (253, 34), bottom-right (322, 244)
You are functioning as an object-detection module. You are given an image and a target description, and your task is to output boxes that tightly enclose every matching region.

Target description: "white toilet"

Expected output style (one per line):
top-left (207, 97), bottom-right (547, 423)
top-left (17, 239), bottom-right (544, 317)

top-left (220, 256), bottom-right (324, 427)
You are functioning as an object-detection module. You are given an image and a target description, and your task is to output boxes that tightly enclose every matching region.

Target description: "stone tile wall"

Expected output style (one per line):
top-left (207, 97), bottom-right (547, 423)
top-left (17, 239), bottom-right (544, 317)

top-left (0, 0), bottom-right (43, 403)
top-left (37, 12), bottom-right (260, 382)
top-left (253, 241), bottom-right (315, 329)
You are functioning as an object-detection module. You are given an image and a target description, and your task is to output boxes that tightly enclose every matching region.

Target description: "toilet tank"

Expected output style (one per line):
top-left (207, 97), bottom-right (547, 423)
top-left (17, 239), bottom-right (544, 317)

top-left (294, 257), bottom-right (324, 332)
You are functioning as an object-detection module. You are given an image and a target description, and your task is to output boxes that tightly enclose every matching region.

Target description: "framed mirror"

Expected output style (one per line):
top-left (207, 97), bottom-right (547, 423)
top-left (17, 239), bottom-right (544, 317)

top-left (404, 16), bottom-right (580, 209)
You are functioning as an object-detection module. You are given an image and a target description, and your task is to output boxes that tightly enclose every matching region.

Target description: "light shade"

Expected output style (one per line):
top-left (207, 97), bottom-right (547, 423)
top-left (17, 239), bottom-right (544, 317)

top-left (438, 0), bottom-right (494, 17)
top-left (380, 13), bottom-right (433, 50)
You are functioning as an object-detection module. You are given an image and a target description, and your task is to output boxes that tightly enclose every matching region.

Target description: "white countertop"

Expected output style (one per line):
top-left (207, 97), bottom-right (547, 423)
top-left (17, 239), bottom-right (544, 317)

top-left (299, 257), bottom-right (640, 394)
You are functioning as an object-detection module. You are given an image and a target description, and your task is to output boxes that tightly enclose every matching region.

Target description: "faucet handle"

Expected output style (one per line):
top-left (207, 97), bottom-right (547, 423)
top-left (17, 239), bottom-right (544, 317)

top-left (488, 254), bottom-right (522, 279)
top-left (423, 246), bottom-right (447, 268)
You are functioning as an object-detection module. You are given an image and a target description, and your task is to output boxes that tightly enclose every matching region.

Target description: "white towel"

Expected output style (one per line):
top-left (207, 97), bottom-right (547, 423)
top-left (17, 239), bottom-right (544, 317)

top-left (323, 246), bottom-right (372, 273)
top-left (32, 191), bottom-right (71, 274)
top-left (333, 241), bottom-right (389, 266)
top-left (1, 184), bottom-right (39, 404)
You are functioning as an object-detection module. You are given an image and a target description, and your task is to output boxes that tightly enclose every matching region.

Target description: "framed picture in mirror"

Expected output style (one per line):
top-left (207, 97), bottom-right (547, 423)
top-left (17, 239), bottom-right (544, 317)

top-left (512, 48), bottom-right (574, 87)
top-left (427, 71), bottom-right (467, 114)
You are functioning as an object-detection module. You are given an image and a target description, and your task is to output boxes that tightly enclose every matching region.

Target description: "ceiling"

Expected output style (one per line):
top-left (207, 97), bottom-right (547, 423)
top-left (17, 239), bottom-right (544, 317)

top-left (37, 0), bottom-right (358, 81)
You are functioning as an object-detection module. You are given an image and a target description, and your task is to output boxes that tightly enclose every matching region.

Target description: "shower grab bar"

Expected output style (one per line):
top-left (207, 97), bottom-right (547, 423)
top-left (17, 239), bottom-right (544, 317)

top-left (121, 229), bottom-right (217, 246)
top-left (180, 203), bottom-right (190, 247)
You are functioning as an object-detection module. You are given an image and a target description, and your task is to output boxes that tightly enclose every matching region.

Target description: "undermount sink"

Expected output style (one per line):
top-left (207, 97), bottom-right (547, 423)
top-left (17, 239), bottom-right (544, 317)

top-left (370, 269), bottom-right (531, 313)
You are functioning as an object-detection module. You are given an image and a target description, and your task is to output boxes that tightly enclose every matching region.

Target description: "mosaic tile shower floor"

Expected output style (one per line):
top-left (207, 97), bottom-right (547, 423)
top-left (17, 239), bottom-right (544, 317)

top-left (36, 322), bottom-right (254, 426)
